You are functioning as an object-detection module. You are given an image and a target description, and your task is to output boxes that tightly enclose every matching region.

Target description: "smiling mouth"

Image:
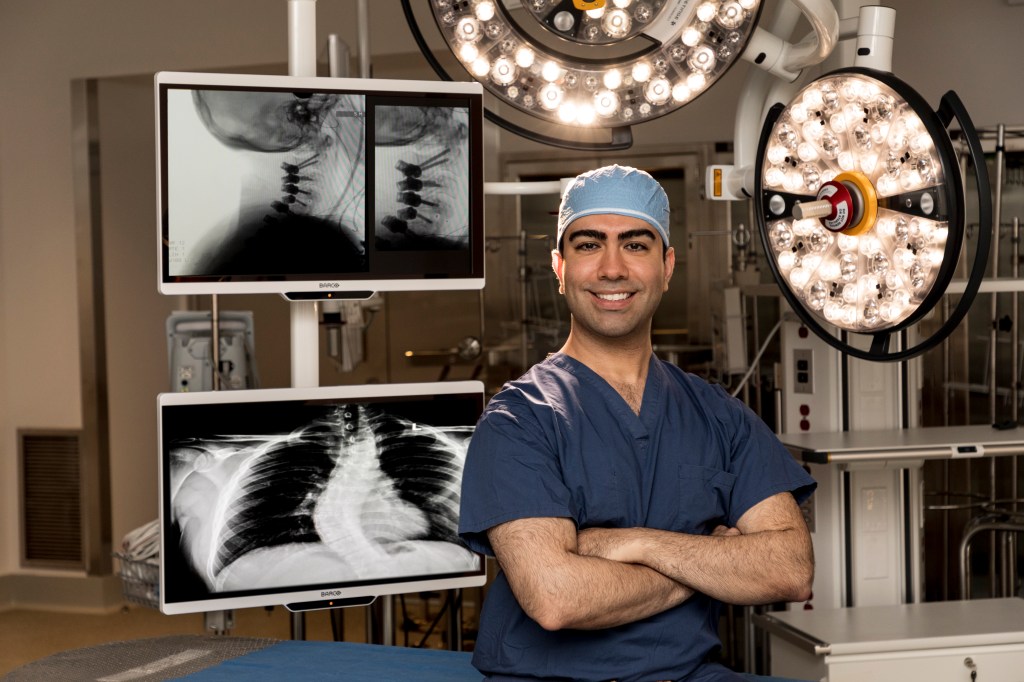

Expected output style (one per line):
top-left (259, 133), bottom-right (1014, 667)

top-left (594, 292), bottom-right (632, 301)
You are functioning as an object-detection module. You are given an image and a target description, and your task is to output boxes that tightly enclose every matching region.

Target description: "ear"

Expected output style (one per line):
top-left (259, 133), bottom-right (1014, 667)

top-left (663, 246), bottom-right (676, 291)
top-left (551, 249), bottom-right (565, 295)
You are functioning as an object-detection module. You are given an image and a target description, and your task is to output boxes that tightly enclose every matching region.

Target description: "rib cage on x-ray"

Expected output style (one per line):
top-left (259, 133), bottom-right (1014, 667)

top-left (169, 404), bottom-right (476, 593)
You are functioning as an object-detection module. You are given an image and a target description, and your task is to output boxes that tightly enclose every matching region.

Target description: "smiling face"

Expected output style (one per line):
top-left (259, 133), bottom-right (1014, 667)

top-left (552, 213), bottom-right (675, 348)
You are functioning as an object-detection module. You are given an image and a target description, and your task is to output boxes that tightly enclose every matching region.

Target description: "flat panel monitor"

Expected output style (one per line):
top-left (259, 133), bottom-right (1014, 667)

top-left (158, 381), bottom-right (486, 614)
top-left (156, 72), bottom-right (485, 298)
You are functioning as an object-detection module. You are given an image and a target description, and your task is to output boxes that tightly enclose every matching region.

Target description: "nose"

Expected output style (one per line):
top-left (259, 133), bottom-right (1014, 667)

top-left (597, 246), bottom-right (628, 280)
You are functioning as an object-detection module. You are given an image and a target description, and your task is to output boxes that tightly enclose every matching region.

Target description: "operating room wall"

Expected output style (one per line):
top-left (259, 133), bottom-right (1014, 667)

top-left (1, 0), bottom-right (1023, 594)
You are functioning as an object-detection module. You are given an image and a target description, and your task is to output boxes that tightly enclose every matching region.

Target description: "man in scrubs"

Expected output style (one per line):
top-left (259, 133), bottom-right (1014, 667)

top-left (459, 165), bottom-right (817, 682)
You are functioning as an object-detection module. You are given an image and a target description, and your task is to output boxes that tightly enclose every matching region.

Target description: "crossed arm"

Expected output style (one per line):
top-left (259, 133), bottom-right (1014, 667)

top-left (487, 491), bottom-right (813, 631)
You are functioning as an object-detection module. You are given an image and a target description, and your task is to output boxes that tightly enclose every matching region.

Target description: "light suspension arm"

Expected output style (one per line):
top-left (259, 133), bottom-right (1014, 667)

top-left (741, 0), bottom-right (839, 81)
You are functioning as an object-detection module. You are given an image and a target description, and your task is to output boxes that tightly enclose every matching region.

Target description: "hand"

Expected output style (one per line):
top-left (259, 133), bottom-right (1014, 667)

top-left (711, 525), bottom-right (740, 537)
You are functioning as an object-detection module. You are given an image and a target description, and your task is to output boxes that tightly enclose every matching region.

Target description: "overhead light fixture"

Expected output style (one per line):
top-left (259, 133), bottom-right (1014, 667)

top-left (755, 68), bottom-right (991, 361)
top-left (403, 0), bottom-right (769, 149)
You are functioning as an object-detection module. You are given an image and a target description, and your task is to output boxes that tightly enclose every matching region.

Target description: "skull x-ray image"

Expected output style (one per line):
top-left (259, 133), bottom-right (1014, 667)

top-left (166, 88), bottom-right (369, 277)
top-left (163, 401), bottom-right (480, 597)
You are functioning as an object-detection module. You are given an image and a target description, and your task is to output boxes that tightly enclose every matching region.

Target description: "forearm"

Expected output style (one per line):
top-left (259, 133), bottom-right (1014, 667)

top-left (577, 493), bottom-right (814, 605)
top-left (488, 519), bottom-right (693, 631)
top-left (519, 554), bottom-right (692, 630)
top-left (626, 526), bottom-right (813, 604)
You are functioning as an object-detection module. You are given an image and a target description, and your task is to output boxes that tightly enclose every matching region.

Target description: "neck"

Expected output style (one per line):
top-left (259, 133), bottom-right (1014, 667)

top-left (559, 326), bottom-right (653, 414)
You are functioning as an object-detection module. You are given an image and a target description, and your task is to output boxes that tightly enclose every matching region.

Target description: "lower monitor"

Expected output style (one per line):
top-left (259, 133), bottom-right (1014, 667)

top-left (158, 381), bottom-right (486, 614)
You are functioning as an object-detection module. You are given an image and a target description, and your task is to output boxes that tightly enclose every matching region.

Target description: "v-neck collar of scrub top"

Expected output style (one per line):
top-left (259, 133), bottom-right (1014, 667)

top-left (546, 351), bottom-right (665, 440)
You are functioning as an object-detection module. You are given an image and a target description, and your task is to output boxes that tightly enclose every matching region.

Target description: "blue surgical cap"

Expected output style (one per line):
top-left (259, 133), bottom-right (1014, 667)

top-left (557, 164), bottom-right (670, 249)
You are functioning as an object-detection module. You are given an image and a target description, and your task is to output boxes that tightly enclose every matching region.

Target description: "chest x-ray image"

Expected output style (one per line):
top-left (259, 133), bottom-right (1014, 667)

top-left (165, 87), bottom-right (473, 279)
top-left (164, 401), bottom-right (480, 596)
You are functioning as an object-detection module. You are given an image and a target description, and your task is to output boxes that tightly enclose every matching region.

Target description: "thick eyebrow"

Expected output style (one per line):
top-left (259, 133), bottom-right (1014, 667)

top-left (567, 227), bottom-right (657, 243)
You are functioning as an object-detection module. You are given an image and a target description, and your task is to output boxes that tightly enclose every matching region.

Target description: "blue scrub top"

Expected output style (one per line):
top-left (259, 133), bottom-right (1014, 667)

top-left (459, 353), bottom-right (816, 682)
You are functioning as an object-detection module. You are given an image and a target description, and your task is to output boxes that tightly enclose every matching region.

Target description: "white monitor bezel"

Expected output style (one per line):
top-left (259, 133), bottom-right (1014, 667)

top-left (155, 71), bottom-right (485, 298)
top-left (157, 380), bottom-right (487, 615)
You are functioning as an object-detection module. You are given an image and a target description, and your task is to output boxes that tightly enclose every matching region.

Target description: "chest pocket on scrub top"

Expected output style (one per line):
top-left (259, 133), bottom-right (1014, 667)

top-left (676, 464), bottom-right (736, 533)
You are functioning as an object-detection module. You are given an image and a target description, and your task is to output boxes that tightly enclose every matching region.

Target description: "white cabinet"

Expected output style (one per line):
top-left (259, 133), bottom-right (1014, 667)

top-left (759, 598), bottom-right (1024, 682)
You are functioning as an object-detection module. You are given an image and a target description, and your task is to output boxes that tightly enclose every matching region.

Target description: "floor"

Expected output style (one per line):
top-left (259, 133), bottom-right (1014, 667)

top-left (0, 595), bottom-right (459, 676)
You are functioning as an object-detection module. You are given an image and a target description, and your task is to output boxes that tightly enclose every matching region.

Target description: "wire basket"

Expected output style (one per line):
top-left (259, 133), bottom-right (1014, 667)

top-left (114, 552), bottom-right (160, 609)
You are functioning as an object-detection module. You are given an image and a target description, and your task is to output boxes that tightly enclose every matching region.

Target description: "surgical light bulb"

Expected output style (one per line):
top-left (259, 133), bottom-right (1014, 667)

top-left (687, 46), bottom-right (716, 74)
top-left (474, 1), bottom-right (496, 21)
top-left (682, 27), bottom-right (702, 47)
top-left (490, 57), bottom-right (516, 85)
top-left (602, 9), bottom-right (632, 38)
top-left (802, 120), bottom-right (824, 141)
top-left (514, 46), bottom-right (535, 68)
top-left (577, 104), bottom-right (596, 125)
top-left (603, 69), bottom-right (622, 89)
top-left (558, 102), bottom-right (577, 123)
top-left (697, 2), bottom-right (717, 22)
top-left (809, 281), bottom-right (828, 310)
top-left (593, 90), bottom-right (621, 117)
top-left (458, 43), bottom-right (479, 63)
top-left (632, 61), bottom-right (652, 82)
top-left (457, 17), bottom-right (481, 42)
top-left (686, 72), bottom-right (707, 92)
top-left (539, 83), bottom-right (563, 110)
top-left (541, 61), bottom-right (561, 82)
top-left (859, 153), bottom-right (878, 174)
top-left (790, 103), bottom-right (809, 124)
top-left (645, 77), bottom-right (671, 105)
top-left (671, 83), bottom-right (692, 102)
top-left (717, 1), bottom-right (745, 29)
top-left (767, 145), bottom-right (788, 164)
top-left (803, 88), bottom-right (824, 110)
top-left (471, 57), bottom-right (491, 77)
top-left (877, 174), bottom-right (899, 196)
top-left (586, 7), bottom-right (606, 18)
top-left (790, 267), bottom-right (811, 289)
top-left (838, 234), bottom-right (859, 252)
top-left (819, 131), bottom-right (841, 159)
top-left (909, 133), bottom-right (932, 155)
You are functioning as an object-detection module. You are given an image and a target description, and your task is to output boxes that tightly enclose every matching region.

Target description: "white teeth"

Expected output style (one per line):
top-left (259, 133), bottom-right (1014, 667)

top-left (596, 292), bottom-right (630, 301)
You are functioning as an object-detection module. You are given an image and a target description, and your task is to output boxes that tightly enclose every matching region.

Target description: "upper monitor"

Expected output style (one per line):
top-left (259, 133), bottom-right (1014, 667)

top-left (155, 72), bottom-right (485, 297)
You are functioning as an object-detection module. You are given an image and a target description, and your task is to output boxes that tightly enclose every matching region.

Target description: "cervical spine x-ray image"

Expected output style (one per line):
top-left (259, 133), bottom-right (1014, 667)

top-left (166, 88), bottom-right (369, 277)
top-left (375, 104), bottom-right (470, 251)
top-left (165, 402), bottom-right (480, 597)
top-left (166, 87), bottom-right (472, 278)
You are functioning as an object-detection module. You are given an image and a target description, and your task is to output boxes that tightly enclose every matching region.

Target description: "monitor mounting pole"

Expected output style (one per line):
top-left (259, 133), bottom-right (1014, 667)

top-left (284, 0), bottom-right (396, 648)
top-left (288, 0), bottom-right (320, 393)
top-left (287, 0), bottom-right (318, 644)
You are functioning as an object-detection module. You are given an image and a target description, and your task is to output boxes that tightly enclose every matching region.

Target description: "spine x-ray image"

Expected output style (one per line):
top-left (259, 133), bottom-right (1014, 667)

top-left (166, 88), bottom-right (369, 277)
top-left (165, 88), bottom-right (473, 279)
top-left (164, 401), bottom-right (480, 597)
top-left (374, 104), bottom-right (471, 251)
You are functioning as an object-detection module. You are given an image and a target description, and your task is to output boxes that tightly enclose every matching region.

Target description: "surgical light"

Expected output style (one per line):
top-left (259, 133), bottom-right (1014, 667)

top-left (403, 0), bottom-right (766, 149)
top-left (755, 68), bottom-right (991, 361)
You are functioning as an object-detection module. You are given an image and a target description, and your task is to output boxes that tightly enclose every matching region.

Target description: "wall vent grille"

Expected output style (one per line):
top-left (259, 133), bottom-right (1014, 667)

top-left (19, 430), bottom-right (84, 569)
